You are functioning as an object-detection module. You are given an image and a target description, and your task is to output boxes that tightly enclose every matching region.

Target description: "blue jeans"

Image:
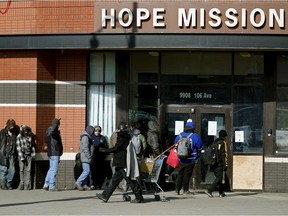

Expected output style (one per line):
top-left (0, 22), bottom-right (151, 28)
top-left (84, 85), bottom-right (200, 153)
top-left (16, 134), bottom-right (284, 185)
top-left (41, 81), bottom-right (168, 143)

top-left (0, 155), bottom-right (16, 188)
top-left (76, 162), bottom-right (90, 186)
top-left (43, 156), bottom-right (60, 190)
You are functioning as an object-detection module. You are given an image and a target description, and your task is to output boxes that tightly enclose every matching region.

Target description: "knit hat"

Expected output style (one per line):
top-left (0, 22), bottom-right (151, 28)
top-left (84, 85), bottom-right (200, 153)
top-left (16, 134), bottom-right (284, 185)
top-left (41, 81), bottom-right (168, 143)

top-left (185, 119), bottom-right (195, 129)
top-left (219, 130), bottom-right (228, 138)
top-left (118, 122), bottom-right (128, 131)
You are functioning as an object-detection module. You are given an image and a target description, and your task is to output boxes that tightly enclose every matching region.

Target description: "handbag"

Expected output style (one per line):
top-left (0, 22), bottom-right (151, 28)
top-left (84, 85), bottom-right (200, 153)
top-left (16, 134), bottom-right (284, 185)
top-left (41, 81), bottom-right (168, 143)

top-left (166, 147), bottom-right (179, 168)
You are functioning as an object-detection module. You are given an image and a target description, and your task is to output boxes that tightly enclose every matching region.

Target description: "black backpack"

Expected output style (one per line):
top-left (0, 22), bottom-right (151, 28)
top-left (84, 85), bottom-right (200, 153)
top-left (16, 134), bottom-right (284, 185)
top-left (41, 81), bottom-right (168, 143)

top-left (202, 139), bottom-right (224, 166)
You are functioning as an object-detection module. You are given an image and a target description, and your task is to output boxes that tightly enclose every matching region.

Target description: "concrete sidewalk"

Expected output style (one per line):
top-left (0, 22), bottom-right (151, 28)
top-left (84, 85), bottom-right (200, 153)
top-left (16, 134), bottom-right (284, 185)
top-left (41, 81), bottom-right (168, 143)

top-left (0, 189), bottom-right (287, 215)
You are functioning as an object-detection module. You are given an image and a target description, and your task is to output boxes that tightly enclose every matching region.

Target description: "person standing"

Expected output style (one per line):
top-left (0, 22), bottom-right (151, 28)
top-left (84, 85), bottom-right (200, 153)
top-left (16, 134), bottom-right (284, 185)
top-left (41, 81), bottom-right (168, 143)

top-left (90, 125), bottom-right (107, 189)
top-left (43, 118), bottom-right (63, 191)
top-left (96, 122), bottom-right (143, 203)
top-left (75, 125), bottom-right (95, 191)
top-left (146, 120), bottom-right (162, 158)
top-left (174, 119), bottom-right (203, 195)
top-left (0, 119), bottom-right (17, 190)
top-left (16, 125), bottom-right (36, 190)
top-left (205, 130), bottom-right (229, 198)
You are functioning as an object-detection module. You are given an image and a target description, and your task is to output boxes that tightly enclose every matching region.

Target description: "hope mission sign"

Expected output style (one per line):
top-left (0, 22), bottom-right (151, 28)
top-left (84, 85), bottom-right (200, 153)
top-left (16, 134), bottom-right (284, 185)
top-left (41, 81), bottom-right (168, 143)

top-left (94, 2), bottom-right (287, 34)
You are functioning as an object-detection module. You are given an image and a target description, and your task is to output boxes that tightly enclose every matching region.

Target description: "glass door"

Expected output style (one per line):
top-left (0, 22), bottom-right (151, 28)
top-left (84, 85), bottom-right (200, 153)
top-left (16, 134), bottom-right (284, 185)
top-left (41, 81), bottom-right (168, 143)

top-left (160, 105), bottom-right (232, 190)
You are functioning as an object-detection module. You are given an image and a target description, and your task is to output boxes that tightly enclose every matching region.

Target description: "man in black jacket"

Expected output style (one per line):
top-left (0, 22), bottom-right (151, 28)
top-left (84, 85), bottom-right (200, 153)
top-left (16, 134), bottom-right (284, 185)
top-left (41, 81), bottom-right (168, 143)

top-left (205, 130), bottom-right (228, 198)
top-left (43, 118), bottom-right (63, 192)
top-left (96, 122), bottom-right (143, 203)
top-left (0, 119), bottom-right (17, 190)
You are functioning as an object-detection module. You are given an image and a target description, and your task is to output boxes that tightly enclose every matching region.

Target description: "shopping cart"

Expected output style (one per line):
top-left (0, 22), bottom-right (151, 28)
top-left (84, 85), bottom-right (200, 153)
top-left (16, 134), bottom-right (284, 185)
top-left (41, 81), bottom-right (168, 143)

top-left (122, 154), bottom-right (168, 202)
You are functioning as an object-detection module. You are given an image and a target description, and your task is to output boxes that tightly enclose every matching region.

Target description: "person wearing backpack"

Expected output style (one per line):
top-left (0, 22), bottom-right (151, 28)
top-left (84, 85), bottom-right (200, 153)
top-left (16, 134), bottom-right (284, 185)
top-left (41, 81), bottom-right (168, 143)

top-left (130, 122), bottom-right (147, 167)
top-left (174, 119), bottom-right (203, 195)
top-left (205, 130), bottom-right (228, 198)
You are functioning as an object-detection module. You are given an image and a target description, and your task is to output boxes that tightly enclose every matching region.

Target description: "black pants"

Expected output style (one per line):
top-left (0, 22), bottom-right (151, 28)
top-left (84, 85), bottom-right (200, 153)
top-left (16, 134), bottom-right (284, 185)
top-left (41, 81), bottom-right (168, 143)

top-left (208, 166), bottom-right (224, 195)
top-left (101, 167), bottom-right (142, 201)
top-left (176, 162), bottom-right (195, 192)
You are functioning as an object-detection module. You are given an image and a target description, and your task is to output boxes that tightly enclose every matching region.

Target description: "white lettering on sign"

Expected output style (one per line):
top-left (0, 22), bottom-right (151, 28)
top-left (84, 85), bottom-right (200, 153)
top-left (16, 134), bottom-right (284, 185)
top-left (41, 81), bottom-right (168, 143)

top-left (177, 8), bottom-right (284, 29)
top-left (101, 7), bottom-right (285, 29)
top-left (102, 8), bottom-right (166, 28)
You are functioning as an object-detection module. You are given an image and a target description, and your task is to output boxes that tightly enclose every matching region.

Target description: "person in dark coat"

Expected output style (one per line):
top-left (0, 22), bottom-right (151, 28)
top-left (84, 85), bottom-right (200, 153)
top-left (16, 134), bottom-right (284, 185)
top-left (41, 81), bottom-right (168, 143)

top-left (96, 122), bottom-right (144, 203)
top-left (0, 119), bottom-right (17, 190)
top-left (205, 130), bottom-right (229, 198)
top-left (43, 118), bottom-right (63, 191)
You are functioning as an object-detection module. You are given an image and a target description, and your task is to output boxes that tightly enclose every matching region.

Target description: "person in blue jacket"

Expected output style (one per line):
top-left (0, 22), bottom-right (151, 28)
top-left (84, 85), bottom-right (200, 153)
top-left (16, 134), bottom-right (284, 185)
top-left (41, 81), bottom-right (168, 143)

top-left (174, 119), bottom-right (203, 195)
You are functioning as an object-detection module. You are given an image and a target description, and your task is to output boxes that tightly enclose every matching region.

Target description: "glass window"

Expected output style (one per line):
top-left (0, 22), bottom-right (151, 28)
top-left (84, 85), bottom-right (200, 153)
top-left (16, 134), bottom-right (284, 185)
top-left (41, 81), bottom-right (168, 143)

top-left (129, 52), bottom-right (159, 125)
top-left (90, 53), bottom-right (115, 83)
top-left (233, 87), bottom-right (263, 153)
top-left (234, 52), bottom-right (264, 84)
top-left (88, 52), bottom-right (116, 138)
top-left (161, 52), bottom-right (232, 84)
top-left (276, 55), bottom-right (288, 153)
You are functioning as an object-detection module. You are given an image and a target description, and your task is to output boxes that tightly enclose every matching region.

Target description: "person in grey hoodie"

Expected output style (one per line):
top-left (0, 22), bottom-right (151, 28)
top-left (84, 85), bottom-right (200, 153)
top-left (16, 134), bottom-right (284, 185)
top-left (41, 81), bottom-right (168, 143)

top-left (75, 125), bottom-right (95, 191)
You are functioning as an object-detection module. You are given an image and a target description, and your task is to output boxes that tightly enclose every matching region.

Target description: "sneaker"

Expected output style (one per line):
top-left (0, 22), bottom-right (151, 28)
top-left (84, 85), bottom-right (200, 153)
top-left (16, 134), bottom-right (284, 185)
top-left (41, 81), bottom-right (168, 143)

top-left (1, 185), bottom-right (8, 190)
top-left (219, 193), bottom-right (227, 198)
top-left (96, 193), bottom-right (108, 203)
top-left (19, 184), bottom-right (24, 190)
top-left (7, 186), bottom-right (13, 190)
top-left (49, 188), bottom-right (59, 192)
top-left (130, 198), bottom-right (142, 203)
top-left (183, 191), bottom-right (194, 196)
top-left (205, 191), bottom-right (214, 198)
top-left (42, 186), bottom-right (49, 191)
top-left (90, 185), bottom-right (95, 190)
top-left (75, 183), bottom-right (84, 191)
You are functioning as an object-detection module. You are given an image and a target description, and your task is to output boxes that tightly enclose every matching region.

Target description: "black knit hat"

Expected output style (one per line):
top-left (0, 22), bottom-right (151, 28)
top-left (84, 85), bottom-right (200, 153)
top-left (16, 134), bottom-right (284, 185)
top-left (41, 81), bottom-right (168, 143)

top-left (118, 122), bottom-right (127, 131)
top-left (219, 130), bottom-right (228, 138)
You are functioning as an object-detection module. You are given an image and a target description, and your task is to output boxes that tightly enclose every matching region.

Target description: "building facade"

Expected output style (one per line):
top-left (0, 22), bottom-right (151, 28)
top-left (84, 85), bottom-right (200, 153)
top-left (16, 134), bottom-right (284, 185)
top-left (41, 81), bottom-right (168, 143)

top-left (0, 0), bottom-right (287, 192)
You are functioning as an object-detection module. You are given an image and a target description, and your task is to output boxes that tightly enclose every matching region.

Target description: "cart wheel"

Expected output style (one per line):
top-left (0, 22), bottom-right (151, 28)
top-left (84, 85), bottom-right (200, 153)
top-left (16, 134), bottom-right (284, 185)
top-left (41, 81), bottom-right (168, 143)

top-left (154, 194), bottom-right (160, 201)
top-left (123, 195), bottom-right (131, 201)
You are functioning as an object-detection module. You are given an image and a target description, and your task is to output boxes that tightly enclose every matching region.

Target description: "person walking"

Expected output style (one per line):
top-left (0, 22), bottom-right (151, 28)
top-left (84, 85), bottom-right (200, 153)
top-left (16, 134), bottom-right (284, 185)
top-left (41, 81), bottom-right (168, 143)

top-left (75, 125), bottom-right (95, 191)
top-left (96, 122), bottom-right (143, 203)
top-left (0, 119), bottom-right (17, 190)
top-left (16, 125), bottom-right (36, 190)
top-left (43, 118), bottom-right (63, 192)
top-left (205, 130), bottom-right (229, 198)
top-left (174, 119), bottom-right (203, 195)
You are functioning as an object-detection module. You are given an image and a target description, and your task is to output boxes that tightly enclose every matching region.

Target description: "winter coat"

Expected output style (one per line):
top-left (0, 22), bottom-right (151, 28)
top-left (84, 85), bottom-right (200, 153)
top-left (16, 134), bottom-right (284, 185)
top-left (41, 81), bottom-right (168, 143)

top-left (16, 125), bottom-right (36, 160)
top-left (46, 124), bottom-right (63, 157)
top-left (146, 121), bottom-right (162, 157)
top-left (131, 128), bottom-right (147, 159)
top-left (104, 131), bottom-right (130, 168)
top-left (174, 129), bottom-right (203, 164)
top-left (0, 128), bottom-right (17, 166)
top-left (79, 125), bottom-right (95, 164)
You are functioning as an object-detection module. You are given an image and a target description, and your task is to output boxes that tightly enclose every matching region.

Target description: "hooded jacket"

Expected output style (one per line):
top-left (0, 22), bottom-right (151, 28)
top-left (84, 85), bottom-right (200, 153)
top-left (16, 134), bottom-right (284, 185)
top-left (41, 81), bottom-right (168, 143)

top-left (174, 127), bottom-right (203, 163)
top-left (16, 125), bottom-right (36, 160)
top-left (79, 125), bottom-right (95, 164)
top-left (46, 119), bottom-right (63, 157)
top-left (146, 121), bottom-right (161, 157)
top-left (104, 130), bottom-right (131, 168)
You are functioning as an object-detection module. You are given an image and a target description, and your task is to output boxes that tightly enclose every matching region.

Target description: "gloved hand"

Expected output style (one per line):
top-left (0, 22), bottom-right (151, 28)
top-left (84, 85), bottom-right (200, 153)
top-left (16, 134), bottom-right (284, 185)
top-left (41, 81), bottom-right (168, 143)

top-left (223, 166), bottom-right (228, 172)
